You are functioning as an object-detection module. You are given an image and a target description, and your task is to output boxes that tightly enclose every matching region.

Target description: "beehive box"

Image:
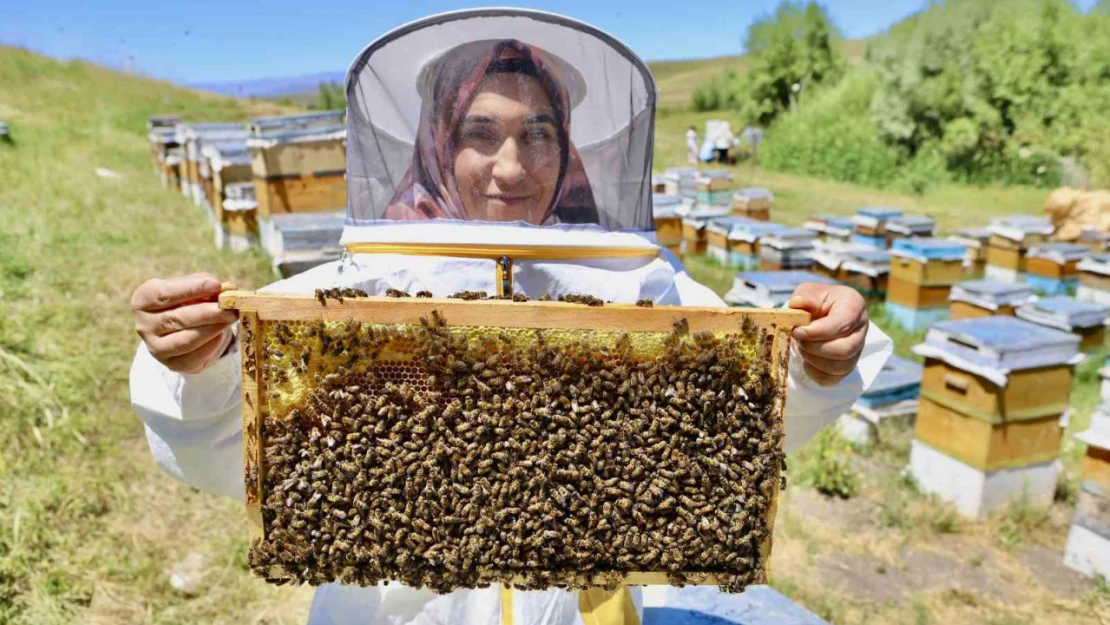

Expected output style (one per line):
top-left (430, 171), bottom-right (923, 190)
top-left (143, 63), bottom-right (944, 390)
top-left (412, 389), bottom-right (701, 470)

top-left (220, 291), bottom-right (807, 591)
top-left (1077, 229), bottom-right (1110, 254)
top-left (759, 229), bottom-right (816, 271)
top-left (724, 271), bottom-right (838, 308)
top-left (889, 238), bottom-right (967, 287)
top-left (950, 228), bottom-right (991, 267)
top-left (838, 249), bottom-right (891, 299)
top-left (1016, 296), bottom-right (1110, 351)
top-left (652, 194), bottom-right (684, 248)
top-left (259, 211), bottom-right (346, 277)
top-left (886, 278), bottom-right (952, 310)
top-left (948, 280), bottom-right (1034, 320)
top-left (884, 215), bottom-right (935, 246)
top-left (705, 217), bottom-right (758, 267)
top-left (731, 188), bottom-right (772, 220)
top-left (681, 207), bottom-right (730, 256)
top-left (838, 355), bottom-right (922, 446)
top-left (1066, 407), bottom-right (1110, 579)
top-left (248, 112), bottom-right (347, 218)
top-left (852, 207), bottom-right (903, 237)
top-left (1078, 406), bottom-right (1110, 496)
top-left (1025, 243), bottom-right (1090, 279)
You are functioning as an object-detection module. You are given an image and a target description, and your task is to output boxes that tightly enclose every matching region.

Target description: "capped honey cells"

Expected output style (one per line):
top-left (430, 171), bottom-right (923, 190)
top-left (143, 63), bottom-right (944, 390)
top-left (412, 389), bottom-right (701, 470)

top-left (243, 303), bottom-right (787, 594)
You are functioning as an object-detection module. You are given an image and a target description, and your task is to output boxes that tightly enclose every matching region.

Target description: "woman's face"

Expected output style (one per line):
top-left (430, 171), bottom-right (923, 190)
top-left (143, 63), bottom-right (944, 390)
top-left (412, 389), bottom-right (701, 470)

top-left (452, 72), bottom-right (562, 224)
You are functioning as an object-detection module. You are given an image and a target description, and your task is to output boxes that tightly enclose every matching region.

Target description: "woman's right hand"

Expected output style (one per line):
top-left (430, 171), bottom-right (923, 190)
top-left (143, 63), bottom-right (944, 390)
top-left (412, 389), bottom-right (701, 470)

top-left (130, 273), bottom-right (238, 374)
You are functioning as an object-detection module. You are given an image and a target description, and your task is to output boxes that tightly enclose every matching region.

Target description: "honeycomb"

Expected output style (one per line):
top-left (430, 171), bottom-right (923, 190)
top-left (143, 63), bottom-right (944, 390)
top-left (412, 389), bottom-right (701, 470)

top-left (241, 305), bottom-right (786, 593)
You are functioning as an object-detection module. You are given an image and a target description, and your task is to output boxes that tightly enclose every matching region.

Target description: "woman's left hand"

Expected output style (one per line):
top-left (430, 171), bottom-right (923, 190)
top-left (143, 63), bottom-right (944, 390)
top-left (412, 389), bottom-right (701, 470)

top-left (787, 283), bottom-right (870, 387)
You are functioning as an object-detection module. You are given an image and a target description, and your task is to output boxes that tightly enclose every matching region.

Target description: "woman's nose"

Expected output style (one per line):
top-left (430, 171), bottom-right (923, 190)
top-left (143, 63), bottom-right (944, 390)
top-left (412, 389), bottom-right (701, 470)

top-left (491, 138), bottom-right (528, 187)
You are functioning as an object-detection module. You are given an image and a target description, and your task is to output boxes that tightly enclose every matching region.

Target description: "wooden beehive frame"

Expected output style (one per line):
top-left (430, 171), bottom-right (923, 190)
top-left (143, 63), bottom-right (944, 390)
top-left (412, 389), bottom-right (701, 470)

top-left (221, 291), bottom-right (809, 587)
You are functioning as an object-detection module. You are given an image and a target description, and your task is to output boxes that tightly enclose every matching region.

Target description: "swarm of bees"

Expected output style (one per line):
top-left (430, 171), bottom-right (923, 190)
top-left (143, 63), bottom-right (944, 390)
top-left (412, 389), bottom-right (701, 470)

top-left (247, 309), bottom-right (784, 594)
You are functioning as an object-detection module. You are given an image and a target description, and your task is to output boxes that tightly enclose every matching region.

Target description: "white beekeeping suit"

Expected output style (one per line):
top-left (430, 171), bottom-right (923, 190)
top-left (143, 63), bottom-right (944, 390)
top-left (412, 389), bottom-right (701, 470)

top-left (131, 9), bottom-right (891, 625)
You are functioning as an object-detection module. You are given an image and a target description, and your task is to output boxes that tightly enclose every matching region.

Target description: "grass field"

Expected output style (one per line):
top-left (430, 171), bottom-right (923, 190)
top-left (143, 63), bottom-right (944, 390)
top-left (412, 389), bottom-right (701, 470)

top-left (1, 44), bottom-right (1107, 625)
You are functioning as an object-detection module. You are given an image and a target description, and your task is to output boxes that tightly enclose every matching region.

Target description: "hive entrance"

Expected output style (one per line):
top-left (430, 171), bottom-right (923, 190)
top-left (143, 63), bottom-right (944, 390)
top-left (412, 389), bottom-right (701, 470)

top-left (225, 293), bottom-right (806, 593)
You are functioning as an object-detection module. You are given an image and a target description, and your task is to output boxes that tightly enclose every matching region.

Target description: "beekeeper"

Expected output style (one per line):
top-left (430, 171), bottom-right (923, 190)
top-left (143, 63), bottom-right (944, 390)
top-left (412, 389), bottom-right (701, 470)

top-left (130, 9), bottom-right (891, 625)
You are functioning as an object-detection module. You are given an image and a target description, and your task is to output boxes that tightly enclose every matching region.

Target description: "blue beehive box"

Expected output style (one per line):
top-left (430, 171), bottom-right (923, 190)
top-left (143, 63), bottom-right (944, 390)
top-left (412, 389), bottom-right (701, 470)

top-left (857, 355), bottom-right (923, 409)
top-left (886, 215), bottom-right (936, 238)
top-left (891, 238), bottom-right (969, 261)
top-left (642, 585), bottom-right (829, 625)
top-left (726, 221), bottom-right (790, 269)
top-left (1025, 243), bottom-right (1090, 295)
top-left (1016, 297), bottom-right (1110, 352)
top-left (917, 316), bottom-right (1080, 373)
top-left (949, 279), bottom-right (1035, 314)
top-left (856, 206), bottom-right (904, 221)
top-left (724, 271), bottom-right (839, 308)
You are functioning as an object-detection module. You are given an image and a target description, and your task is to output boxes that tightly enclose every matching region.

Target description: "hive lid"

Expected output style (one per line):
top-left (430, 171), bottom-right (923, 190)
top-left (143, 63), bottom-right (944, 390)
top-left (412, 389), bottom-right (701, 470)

top-left (890, 237), bottom-right (967, 262)
top-left (705, 216), bottom-right (758, 236)
top-left (1025, 243), bottom-right (1091, 264)
top-left (988, 215), bottom-right (1054, 242)
top-left (1016, 296), bottom-right (1110, 331)
top-left (885, 215), bottom-right (936, 235)
top-left (201, 141), bottom-right (252, 170)
top-left (662, 167), bottom-right (697, 182)
top-left (955, 227), bottom-right (992, 241)
top-left (651, 194), bottom-right (683, 218)
top-left (949, 280), bottom-right (1034, 309)
top-left (861, 354), bottom-right (923, 398)
top-left (726, 221), bottom-right (789, 243)
top-left (724, 271), bottom-right (838, 307)
top-left (761, 228), bottom-right (817, 249)
top-left (247, 111), bottom-right (346, 146)
top-left (1078, 253), bottom-right (1110, 276)
top-left (695, 170), bottom-right (732, 181)
top-left (681, 206), bottom-right (731, 225)
top-left (856, 206), bottom-right (903, 220)
top-left (914, 316), bottom-right (1080, 380)
top-left (1076, 402), bottom-right (1110, 451)
top-left (733, 187), bottom-right (773, 201)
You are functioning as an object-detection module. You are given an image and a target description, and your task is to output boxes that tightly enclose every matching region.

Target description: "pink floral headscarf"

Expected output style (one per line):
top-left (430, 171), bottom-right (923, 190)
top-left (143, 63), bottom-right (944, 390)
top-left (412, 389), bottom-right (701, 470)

top-left (384, 39), bottom-right (598, 224)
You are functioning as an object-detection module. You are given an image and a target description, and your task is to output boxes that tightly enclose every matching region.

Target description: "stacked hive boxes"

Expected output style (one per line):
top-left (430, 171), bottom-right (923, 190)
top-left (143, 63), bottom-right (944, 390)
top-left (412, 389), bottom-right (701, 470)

top-left (724, 271), bottom-right (840, 308)
top-left (950, 228), bottom-right (991, 277)
top-left (180, 123), bottom-right (247, 207)
top-left (218, 182), bottom-right (260, 253)
top-left (885, 215), bottom-right (936, 247)
top-left (1024, 243), bottom-right (1090, 295)
top-left (1076, 229), bottom-right (1110, 253)
top-left (248, 112), bottom-right (347, 276)
top-left (811, 241), bottom-right (890, 301)
top-left (731, 187), bottom-right (772, 221)
top-left (1076, 254), bottom-right (1110, 305)
top-left (948, 280), bottom-right (1034, 320)
top-left (147, 115), bottom-right (181, 185)
top-left (1064, 404), bottom-right (1110, 579)
top-left (985, 216), bottom-right (1054, 283)
top-left (1016, 296), bottom-right (1110, 352)
top-left (852, 207), bottom-right (902, 249)
top-left (760, 228), bottom-right (817, 271)
top-left (202, 141), bottom-right (253, 243)
top-left (705, 217), bottom-right (756, 266)
top-left (661, 167), bottom-right (697, 200)
top-left (680, 206), bottom-right (730, 256)
top-left (887, 238), bottom-right (968, 331)
top-left (910, 317), bottom-right (1080, 518)
top-left (695, 170), bottom-right (734, 207)
top-left (837, 355), bottom-right (922, 445)
top-left (652, 194), bottom-right (685, 257)
top-left (721, 221), bottom-right (789, 270)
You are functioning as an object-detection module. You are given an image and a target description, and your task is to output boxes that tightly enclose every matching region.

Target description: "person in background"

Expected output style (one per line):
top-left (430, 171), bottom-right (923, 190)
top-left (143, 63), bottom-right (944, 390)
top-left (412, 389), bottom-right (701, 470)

top-left (686, 125), bottom-right (697, 164)
top-left (714, 121), bottom-right (735, 164)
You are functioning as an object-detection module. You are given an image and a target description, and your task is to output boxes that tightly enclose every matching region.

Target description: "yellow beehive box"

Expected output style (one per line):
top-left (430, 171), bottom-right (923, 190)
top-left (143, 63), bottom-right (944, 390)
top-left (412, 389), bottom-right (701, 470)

top-left (247, 112), bottom-right (348, 218)
top-left (220, 290), bottom-right (807, 592)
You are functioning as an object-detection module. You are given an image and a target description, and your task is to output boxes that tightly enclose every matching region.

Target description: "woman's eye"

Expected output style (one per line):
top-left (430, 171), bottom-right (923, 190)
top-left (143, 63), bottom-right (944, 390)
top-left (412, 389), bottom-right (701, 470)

top-left (524, 127), bottom-right (554, 143)
top-left (462, 128), bottom-right (496, 143)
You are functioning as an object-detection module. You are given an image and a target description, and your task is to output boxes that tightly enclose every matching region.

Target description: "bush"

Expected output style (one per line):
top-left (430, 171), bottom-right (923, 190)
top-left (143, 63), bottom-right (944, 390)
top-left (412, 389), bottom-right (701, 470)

top-left (801, 427), bottom-right (859, 498)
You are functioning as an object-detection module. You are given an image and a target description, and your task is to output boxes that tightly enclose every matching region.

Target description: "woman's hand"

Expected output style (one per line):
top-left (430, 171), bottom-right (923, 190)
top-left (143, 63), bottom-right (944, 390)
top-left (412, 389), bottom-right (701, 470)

top-left (130, 273), bottom-right (238, 374)
top-left (787, 283), bottom-right (869, 387)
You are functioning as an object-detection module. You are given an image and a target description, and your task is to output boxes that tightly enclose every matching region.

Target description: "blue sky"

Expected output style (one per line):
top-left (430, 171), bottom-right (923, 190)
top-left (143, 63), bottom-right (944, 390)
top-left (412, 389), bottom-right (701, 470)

top-left (1, 1), bottom-right (1101, 84)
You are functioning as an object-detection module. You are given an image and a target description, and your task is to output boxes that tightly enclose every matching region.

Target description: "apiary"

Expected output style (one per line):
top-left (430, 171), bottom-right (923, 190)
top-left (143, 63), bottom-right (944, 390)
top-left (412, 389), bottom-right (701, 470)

top-left (886, 238), bottom-right (968, 331)
top-left (836, 355), bottom-right (922, 446)
top-left (662, 167), bottom-right (697, 201)
top-left (260, 211), bottom-right (347, 278)
top-left (680, 206), bottom-right (730, 256)
top-left (730, 188), bottom-right (772, 221)
top-left (181, 123), bottom-right (248, 208)
top-left (950, 228), bottom-right (991, 277)
top-left (1076, 229), bottom-right (1110, 254)
top-left (217, 182), bottom-right (260, 253)
top-left (910, 316), bottom-right (1079, 518)
top-left (1015, 296), bottom-right (1109, 352)
top-left (1065, 404), bottom-right (1110, 579)
top-left (219, 290), bottom-right (807, 592)
top-left (759, 228), bottom-right (817, 272)
top-left (652, 194), bottom-right (685, 255)
top-left (985, 216), bottom-right (1054, 284)
top-left (948, 280), bottom-right (1034, 320)
top-left (1023, 243), bottom-right (1089, 295)
top-left (694, 171), bottom-right (733, 206)
top-left (852, 206), bottom-right (902, 249)
top-left (247, 111), bottom-right (347, 218)
top-left (884, 215), bottom-right (936, 247)
top-left (1076, 254), bottom-right (1110, 305)
top-left (724, 271), bottom-right (839, 308)
top-left (705, 217), bottom-right (757, 267)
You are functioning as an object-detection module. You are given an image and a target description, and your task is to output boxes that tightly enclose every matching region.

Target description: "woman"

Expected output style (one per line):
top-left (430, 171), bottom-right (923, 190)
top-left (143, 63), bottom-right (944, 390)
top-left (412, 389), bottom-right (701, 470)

top-left (130, 10), bottom-right (890, 625)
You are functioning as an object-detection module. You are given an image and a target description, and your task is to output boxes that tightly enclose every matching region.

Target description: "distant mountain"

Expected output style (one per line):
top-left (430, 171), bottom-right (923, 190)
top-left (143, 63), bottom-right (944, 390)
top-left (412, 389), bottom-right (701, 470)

top-left (192, 71), bottom-right (346, 98)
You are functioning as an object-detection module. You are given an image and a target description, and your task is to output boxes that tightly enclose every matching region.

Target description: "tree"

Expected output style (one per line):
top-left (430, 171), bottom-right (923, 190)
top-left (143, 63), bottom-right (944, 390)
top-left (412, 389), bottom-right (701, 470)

top-left (317, 81), bottom-right (346, 111)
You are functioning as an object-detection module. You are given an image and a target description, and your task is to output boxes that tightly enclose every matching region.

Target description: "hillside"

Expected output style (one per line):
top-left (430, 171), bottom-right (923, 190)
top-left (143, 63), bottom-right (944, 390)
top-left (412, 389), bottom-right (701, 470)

top-left (647, 38), bottom-right (866, 109)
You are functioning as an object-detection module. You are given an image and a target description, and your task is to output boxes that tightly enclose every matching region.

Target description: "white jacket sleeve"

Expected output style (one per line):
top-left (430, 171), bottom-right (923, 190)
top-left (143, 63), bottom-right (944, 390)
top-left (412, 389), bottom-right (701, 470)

top-left (672, 271), bottom-right (894, 454)
top-left (128, 268), bottom-right (328, 501)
